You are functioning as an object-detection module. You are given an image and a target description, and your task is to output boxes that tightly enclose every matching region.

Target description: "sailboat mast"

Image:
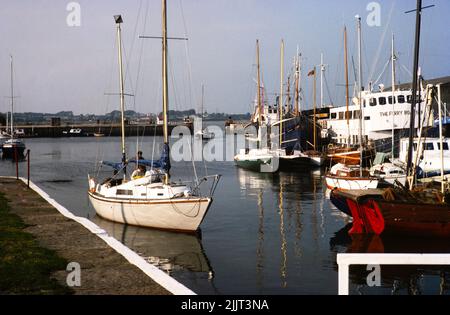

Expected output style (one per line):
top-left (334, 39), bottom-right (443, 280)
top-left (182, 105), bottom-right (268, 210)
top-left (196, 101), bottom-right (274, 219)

top-left (201, 83), bottom-right (205, 124)
top-left (356, 15), bottom-right (363, 174)
top-left (161, 0), bottom-right (170, 183)
top-left (10, 55), bottom-right (14, 138)
top-left (313, 66), bottom-right (317, 150)
top-left (294, 48), bottom-right (300, 116)
top-left (115, 16), bottom-right (126, 167)
top-left (437, 84), bottom-right (445, 194)
top-left (256, 40), bottom-right (262, 126)
top-left (320, 53), bottom-right (324, 108)
top-left (406, 0), bottom-right (422, 181)
top-left (391, 33), bottom-right (396, 158)
top-left (279, 39), bottom-right (284, 148)
top-left (344, 26), bottom-right (350, 146)
top-left (162, 0), bottom-right (169, 146)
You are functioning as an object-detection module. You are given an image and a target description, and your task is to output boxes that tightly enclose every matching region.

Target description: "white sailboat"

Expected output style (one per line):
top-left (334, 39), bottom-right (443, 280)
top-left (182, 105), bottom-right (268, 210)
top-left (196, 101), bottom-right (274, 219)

top-left (324, 16), bottom-right (379, 190)
top-left (234, 39), bottom-right (279, 173)
top-left (1, 55), bottom-right (26, 160)
top-left (195, 84), bottom-right (214, 140)
top-left (88, 7), bottom-right (220, 232)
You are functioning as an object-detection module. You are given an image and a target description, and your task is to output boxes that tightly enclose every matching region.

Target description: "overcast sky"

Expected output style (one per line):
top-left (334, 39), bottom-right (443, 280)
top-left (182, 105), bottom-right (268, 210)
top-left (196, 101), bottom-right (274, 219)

top-left (0, 0), bottom-right (449, 115)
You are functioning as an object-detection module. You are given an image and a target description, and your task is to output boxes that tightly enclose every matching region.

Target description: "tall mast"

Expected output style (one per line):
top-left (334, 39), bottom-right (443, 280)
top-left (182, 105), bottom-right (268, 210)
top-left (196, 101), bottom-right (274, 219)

top-left (438, 84), bottom-right (445, 194)
top-left (162, 0), bottom-right (170, 183)
top-left (391, 33), bottom-right (396, 158)
top-left (356, 15), bottom-right (363, 175)
top-left (294, 47), bottom-right (300, 116)
top-left (256, 40), bottom-right (262, 126)
top-left (201, 83), bottom-right (205, 122)
top-left (162, 0), bottom-right (169, 146)
top-left (114, 15), bottom-right (127, 169)
top-left (279, 39), bottom-right (284, 147)
top-left (344, 26), bottom-right (350, 146)
top-left (406, 0), bottom-right (422, 182)
top-left (10, 55), bottom-right (14, 138)
top-left (313, 66), bottom-right (317, 150)
top-left (320, 53), bottom-right (325, 108)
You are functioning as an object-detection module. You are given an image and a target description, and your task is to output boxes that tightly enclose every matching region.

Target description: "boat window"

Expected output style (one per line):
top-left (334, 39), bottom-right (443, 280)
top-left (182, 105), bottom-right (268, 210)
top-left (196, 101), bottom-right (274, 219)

top-left (369, 98), bottom-right (377, 106)
top-left (353, 110), bottom-right (361, 119)
top-left (438, 142), bottom-right (449, 150)
top-left (388, 96), bottom-right (395, 104)
top-left (407, 94), bottom-right (422, 104)
top-left (378, 97), bottom-right (387, 105)
top-left (397, 95), bottom-right (405, 103)
top-left (424, 142), bottom-right (434, 150)
top-left (364, 116), bottom-right (370, 120)
top-left (330, 112), bottom-right (337, 119)
top-left (117, 189), bottom-right (133, 196)
top-left (345, 111), bottom-right (352, 120)
top-left (413, 143), bottom-right (418, 151)
top-left (339, 112), bottom-right (344, 120)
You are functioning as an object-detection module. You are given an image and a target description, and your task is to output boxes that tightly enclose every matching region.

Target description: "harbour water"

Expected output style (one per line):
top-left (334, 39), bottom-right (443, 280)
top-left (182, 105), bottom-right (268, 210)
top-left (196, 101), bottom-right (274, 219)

top-left (1, 135), bottom-right (449, 295)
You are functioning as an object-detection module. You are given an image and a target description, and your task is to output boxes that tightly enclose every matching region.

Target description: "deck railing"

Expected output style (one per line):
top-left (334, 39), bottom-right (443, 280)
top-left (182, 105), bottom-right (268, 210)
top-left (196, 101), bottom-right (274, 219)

top-left (337, 253), bottom-right (450, 295)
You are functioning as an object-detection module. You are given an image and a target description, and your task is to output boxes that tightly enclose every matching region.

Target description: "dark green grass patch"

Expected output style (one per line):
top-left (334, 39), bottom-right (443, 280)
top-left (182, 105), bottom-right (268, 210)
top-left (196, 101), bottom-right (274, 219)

top-left (0, 193), bottom-right (73, 295)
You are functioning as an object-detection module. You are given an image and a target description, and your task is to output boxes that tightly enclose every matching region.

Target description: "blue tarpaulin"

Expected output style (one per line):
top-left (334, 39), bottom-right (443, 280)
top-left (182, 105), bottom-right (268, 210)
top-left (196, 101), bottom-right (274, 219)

top-left (102, 144), bottom-right (171, 172)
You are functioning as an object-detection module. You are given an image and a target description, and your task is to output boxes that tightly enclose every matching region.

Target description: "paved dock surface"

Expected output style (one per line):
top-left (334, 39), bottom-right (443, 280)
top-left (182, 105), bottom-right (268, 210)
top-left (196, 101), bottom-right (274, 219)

top-left (0, 178), bottom-right (171, 295)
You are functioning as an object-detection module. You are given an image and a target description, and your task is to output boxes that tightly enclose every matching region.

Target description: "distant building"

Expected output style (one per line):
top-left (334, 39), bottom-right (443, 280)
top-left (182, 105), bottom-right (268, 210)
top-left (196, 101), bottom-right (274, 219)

top-left (51, 117), bottom-right (61, 126)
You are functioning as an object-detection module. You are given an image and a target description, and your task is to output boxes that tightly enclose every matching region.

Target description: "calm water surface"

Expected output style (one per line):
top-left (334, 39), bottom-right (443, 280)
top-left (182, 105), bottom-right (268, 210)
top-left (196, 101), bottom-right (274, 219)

top-left (1, 136), bottom-right (449, 295)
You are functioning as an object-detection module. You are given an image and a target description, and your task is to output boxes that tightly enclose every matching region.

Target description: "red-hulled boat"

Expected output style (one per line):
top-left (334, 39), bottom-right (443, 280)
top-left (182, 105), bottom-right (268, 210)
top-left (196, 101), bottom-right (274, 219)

top-left (330, 187), bottom-right (450, 237)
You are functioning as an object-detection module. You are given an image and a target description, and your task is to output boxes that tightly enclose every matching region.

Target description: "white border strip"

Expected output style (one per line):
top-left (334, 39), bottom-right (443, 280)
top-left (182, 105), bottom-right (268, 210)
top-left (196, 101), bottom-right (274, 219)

top-left (337, 253), bottom-right (450, 295)
top-left (5, 177), bottom-right (195, 295)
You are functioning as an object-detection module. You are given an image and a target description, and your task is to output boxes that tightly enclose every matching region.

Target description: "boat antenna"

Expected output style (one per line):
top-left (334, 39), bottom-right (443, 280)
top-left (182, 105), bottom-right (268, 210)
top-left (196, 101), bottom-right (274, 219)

top-left (114, 15), bottom-right (127, 175)
top-left (405, 0), bottom-right (434, 186)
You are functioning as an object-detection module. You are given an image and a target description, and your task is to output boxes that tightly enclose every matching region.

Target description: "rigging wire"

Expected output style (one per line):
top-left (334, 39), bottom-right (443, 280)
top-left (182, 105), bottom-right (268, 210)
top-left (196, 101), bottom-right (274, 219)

top-left (367, 0), bottom-right (396, 88)
top-left (179, 0), bottom-right (206, 178)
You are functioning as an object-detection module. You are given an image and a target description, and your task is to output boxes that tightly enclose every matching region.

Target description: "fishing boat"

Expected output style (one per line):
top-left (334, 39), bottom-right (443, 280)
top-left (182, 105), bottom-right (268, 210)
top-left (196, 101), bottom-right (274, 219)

top-left (330, 0), bottom-right (450, 237)
top-left (88, 8), bottom-right (220, 232)
top-left (1, 56), bottom-right (25, 160)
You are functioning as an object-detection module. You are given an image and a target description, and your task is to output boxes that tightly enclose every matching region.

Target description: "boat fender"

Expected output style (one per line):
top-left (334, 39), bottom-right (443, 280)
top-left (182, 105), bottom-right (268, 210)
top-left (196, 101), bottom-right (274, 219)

top-left (89, 178), bottom-right (96, 192)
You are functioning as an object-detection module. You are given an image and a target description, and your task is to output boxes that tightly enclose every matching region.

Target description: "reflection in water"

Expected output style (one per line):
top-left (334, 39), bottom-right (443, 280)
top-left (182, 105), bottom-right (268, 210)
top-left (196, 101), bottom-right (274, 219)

top-left (92, 216), bottom-right (214, 278)
top-left (278, 181), bottom-right (287, 288)
top-left (330, 224), bottom-right (450, 295)
top-left (236, 167), bottom-right (328, 290)
top-left (256, 189), bottom-right (264, 288)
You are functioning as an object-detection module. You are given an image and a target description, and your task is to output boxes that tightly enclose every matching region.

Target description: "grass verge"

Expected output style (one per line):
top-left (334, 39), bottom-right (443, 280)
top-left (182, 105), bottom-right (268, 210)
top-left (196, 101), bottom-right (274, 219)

top-left (0, 193), bottom-right (73, 295)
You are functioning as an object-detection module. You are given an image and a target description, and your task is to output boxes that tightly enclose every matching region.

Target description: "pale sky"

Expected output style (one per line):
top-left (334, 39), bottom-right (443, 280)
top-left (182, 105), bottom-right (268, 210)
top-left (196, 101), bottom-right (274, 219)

top-left (0, 0), bottom-right (449, 115)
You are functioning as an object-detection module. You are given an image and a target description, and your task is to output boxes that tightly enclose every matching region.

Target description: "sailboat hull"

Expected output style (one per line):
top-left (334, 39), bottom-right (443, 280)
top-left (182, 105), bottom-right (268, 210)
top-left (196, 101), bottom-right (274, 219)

top-left (330, 189), bottom-right (450, 237)
top-left (325, 175), bottom-right (379, 190)
top-left (1, 142), bottom-right (25, 160)
top-left (88, 192), bottom-right (212, 232)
